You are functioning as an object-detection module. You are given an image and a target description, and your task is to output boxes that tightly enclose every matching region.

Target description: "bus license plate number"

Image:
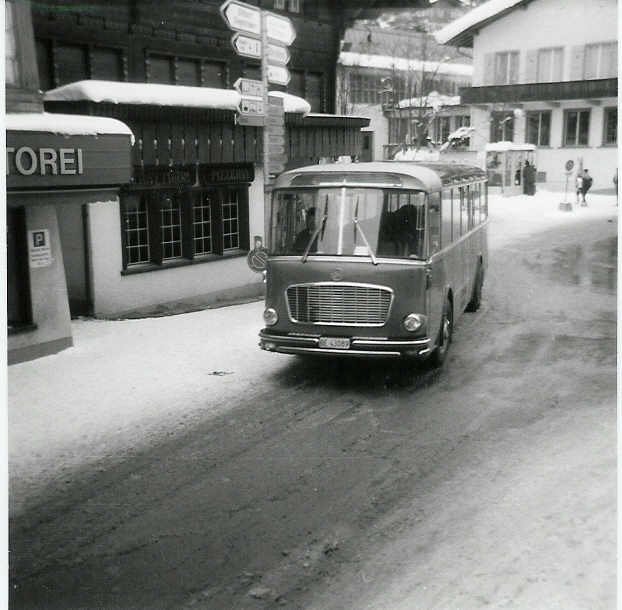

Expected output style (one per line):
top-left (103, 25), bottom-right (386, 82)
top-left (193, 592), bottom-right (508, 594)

top-left (319, 337), bottom-right (350, 349)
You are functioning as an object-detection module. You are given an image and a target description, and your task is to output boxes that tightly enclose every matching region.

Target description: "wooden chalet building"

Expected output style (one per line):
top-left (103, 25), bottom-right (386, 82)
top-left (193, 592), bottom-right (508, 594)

top-left (17, 0), bottom-right (375, 329)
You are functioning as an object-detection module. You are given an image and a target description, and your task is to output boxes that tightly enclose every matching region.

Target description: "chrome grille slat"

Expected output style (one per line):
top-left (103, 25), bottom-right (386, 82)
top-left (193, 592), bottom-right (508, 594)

top-left (286, 283), bottom-right (392, 326)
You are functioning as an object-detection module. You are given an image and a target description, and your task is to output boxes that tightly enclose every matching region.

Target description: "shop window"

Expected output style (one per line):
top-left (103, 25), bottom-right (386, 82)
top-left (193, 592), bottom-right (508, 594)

top-left (274, 0), bottom-right (286, 8)
top-left (222, 191), bottom-right (240, 250)
top-left (603, 107), bottom-right (617, 146)
top-left (563, 109), bottom-right (590, 146)
top-left (490, 111), bottom-right (514, 143)
top-left (7, 207), bottom-right (32, 331)
top-left (160, 195), bottom-right (183, 260)
top-left (193, 193), bottom-right (213, 255)
top-left (123, 195), bottom-right (151, 265)
top-left (537, 47), bottom-right (563, 82)
top-left (288, 0), bottom-right (301, 12)
top-left (122, 187), bottom-right (249, 270)
top-left (526, 110), bottom-right (551, 146)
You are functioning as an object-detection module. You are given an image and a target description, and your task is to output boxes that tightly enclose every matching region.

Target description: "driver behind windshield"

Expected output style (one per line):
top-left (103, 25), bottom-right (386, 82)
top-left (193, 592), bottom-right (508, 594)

top-left (293, 206), bottom-right (318, 253)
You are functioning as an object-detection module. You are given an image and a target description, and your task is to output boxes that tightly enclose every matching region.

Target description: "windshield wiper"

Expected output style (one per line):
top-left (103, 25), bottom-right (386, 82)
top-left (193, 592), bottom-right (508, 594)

top-left (352, 197), bottom-right (378, 265)
top-left (301, 195), bottom-right (328, 263)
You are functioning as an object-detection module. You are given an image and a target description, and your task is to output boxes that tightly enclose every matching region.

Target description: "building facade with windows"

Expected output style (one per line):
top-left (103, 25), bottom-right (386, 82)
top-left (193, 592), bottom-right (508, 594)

top-left (336, 3), bottom-right (473, 161)
top-left (436, 0), bottom-right (618, 189)
top-left (24, 0), bottom-right (370, 321)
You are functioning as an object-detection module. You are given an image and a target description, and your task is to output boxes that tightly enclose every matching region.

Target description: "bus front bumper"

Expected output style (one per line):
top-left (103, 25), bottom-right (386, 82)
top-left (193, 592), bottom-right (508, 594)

top-left (259, 329), bottom-right (433, 358)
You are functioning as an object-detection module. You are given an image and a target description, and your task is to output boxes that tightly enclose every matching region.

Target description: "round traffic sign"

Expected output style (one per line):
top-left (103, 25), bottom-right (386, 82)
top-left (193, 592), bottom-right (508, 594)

top-left (247, 247), bottom-right (269, 272)
top-left (565, 160), bottom-right (574, 172)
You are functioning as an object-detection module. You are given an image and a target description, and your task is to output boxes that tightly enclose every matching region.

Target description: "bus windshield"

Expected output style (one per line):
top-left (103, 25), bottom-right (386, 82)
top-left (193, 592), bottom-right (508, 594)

top-left (270, 187), bottom-right (427, 259)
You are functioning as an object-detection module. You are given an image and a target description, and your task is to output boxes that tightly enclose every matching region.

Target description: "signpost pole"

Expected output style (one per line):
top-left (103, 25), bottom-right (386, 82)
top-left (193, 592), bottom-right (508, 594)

top-left (261, 10), bottom-right (273, 247)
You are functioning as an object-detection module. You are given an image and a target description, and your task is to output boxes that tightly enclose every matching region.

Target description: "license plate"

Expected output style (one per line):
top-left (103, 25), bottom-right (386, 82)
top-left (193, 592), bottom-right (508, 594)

top-left (319, 337), bottom-right (351, 349)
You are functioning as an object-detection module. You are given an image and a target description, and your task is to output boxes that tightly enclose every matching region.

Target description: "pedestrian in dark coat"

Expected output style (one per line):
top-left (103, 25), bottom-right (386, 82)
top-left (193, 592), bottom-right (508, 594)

top-left (522, 160), bottom-right (536, 196)
top-left (580, 169), bottom-right (593, 206)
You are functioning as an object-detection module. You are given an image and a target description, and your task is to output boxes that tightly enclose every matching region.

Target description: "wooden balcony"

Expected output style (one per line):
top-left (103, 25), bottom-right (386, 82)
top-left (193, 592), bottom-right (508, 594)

top-left (461, 78), bottom-right (618, 104)
top-left (44, 101), bottom-right (370, 170)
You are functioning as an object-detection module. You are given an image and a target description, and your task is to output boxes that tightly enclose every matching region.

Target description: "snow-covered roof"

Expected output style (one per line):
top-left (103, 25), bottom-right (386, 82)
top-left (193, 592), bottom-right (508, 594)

top-left (5, 112), bottom-right (134, 143)
top-left (43, 80), bottom-right (315, 116)
top-left (485, 141), bottom-right (536, 152)
top-left (268, 91), bottom-right (310, 115)
top-left (434, 0), bottom-right (528, 47)
top-left (44, 80), bottom-right (242, 111)
top-left (339, 51), bottom-right (473, 78)
top-left (397, 93), bottom-right (462, 109)
top-left (305, 112), bottom-right (373, 121)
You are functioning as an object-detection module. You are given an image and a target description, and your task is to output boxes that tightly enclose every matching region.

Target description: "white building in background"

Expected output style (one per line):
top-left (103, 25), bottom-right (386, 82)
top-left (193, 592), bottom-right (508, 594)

top-left (435, 0), bottom-right (618, 190)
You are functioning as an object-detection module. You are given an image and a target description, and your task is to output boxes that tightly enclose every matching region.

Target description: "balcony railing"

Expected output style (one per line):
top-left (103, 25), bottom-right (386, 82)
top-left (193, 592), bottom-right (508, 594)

top-left (460, 78), bottom-right (617, 104)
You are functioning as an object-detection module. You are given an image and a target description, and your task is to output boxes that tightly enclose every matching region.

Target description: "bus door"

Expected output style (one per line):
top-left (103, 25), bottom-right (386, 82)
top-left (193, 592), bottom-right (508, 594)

top-left (426, 192), bottom-right (444, 339)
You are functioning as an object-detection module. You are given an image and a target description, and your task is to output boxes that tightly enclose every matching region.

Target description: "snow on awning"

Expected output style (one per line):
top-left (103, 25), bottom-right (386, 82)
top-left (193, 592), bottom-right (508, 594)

top-left (6, 112), bottom-right (135, 144)
top-left (43, 80), bottom-right (242, 111)
top-left (338, 51), bottom-right (473, 77)
top-left (434, 0), bottom-right (527, 46)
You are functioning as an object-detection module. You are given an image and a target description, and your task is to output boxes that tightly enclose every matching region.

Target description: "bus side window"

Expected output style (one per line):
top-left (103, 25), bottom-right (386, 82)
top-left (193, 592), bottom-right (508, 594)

top-left (460, 186), bottom-right (469, 235)
top-left (428, 192), bottom-right (441, 255)
top-left (441, 189), bottom-right (452, 246)
top-left (482, 182), bottom-right (488, 220)
top-left (453, 187), bottom-right (462, 238)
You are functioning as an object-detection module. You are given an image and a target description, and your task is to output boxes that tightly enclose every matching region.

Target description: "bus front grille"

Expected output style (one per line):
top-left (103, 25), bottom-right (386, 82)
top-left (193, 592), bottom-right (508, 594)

top-left (286, 283), bottom-right (393, 326)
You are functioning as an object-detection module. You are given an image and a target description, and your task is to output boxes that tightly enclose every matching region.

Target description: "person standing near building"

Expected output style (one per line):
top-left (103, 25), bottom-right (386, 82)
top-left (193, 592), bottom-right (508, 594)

top-left (522, 160), bottom-right (536, 196)
top-left (575, 171), bottom-right (584, 204)
top-left (580, 169), bottom-right (593, 206)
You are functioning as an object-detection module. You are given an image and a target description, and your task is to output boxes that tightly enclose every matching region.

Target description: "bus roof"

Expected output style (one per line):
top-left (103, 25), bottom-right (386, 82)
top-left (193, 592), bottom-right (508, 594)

top-left (274, 161), bottom-right (487, 191)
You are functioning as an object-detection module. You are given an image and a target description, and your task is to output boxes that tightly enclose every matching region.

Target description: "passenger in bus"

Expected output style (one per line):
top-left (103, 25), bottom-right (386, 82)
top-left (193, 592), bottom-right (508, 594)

top-left (293, 207), bottom-right (318, 253)
top-left (380, 205), bottom-right (421, 257)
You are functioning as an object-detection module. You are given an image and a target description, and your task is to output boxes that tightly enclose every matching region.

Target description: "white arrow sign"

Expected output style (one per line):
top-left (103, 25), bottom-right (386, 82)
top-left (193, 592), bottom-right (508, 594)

top-left (265, 11), bottom-right (296, 45)
top-left (267, 64), bottom-right (290, 86)
top-left (267, 43), bottom-right (290, 65)
top-left (231, 33), bottom-right (262, 59)
top-left (234, 77), bottom-right (265, 97)
top-left (220, 0), bottom-right (261, 36)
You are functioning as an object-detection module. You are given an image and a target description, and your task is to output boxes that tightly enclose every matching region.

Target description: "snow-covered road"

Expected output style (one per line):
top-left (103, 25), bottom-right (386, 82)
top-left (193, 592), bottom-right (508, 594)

top-left (8, 190), bottom-right (617, 610)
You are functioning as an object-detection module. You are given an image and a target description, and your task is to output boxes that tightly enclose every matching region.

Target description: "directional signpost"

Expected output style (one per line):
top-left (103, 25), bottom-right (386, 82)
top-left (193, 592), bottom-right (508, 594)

top-left (221, 0), bottom-right (296, 244)
top-left (231, 33), bottom-right (262, 59)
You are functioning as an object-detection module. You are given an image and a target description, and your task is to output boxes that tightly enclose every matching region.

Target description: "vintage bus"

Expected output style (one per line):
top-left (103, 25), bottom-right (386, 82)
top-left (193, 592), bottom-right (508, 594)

top-left (259, 162), bottom-right (488, 366)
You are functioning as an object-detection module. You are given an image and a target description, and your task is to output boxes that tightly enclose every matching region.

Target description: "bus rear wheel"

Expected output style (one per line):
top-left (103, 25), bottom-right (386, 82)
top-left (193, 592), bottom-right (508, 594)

top-left (429, 298), bottom-right (453, 367)
top-left (465, 264), bottom-right (483, 312)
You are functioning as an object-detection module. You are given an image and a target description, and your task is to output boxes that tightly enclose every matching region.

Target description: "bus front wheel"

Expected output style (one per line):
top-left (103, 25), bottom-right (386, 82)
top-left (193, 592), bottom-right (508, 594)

top-left (429, 298), bottom-right (453, 367)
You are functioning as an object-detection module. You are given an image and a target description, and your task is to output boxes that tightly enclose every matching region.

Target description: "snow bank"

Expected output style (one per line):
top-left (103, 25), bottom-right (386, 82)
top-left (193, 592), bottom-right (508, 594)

top-left (44, 80), bottom-right (242, 111)
top-left (6, 112), bottom-right (134, 141)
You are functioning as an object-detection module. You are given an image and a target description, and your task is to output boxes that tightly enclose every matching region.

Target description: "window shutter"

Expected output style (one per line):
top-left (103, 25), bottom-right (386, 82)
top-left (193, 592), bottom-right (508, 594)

top-left (524, 49), bottom-right (537, 83)
top-left (483, 53), bottom-right (494, 85)
top-left (569, 45), bottom-right (585, 80)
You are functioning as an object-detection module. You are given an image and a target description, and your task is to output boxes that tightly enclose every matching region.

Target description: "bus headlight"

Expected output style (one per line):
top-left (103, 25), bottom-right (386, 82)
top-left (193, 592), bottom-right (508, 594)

top-left (403, 313), bottom-right (426, 332)
top-left (263, 307), bottom-right (278, 326)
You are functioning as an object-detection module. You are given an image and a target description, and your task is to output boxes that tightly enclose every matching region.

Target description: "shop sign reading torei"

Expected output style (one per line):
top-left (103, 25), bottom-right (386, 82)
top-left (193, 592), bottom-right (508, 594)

top-left (7, 146), bottom-right (84, 176)
top-left (6, 131), bottom-right (132, 189)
